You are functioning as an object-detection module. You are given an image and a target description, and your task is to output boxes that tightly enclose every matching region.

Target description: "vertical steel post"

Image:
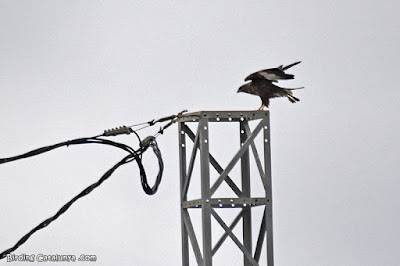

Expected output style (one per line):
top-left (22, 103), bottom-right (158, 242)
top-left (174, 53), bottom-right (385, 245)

top-left (199, 118), bottom-right (212, 266)
top-left (263, 115), bottom-right (274, 266)
top-left (240, 121), bottom-right (252, 266)
top-left (179, 122), bottom-right (190, 266)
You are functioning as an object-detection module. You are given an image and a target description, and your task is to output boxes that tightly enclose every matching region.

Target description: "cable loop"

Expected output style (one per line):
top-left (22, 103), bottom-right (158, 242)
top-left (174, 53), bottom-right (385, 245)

top-left (139, 139), bottom-right (163, 195)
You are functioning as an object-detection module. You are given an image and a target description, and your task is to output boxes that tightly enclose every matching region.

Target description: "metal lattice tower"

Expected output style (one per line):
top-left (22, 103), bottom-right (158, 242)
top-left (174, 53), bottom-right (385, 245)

top-left (178, 111), bottom-right (273, 266)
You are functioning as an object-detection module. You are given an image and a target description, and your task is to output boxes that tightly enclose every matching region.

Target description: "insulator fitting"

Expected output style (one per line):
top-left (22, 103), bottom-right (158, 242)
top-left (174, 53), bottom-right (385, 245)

top-left (140, 136), bottom-right (156, 151)
top-left (103, 126), bottom-right (133, 136)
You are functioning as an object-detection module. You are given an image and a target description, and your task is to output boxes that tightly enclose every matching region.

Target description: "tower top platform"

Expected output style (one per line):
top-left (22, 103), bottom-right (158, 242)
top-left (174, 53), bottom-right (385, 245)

top-left (177, 110), bottom-right (269, 123)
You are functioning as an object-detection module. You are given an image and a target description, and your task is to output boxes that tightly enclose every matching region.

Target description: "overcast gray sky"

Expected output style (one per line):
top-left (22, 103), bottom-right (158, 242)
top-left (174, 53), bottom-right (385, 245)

top-left (1, 1), bottom-right (399, 265)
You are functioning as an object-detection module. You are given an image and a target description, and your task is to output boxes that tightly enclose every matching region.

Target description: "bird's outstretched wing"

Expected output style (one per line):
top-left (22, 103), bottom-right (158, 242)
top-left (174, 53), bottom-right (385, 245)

top-left (245, 61), bottom-right (301, 82)
top-left (281, 61), bottom-right (301, 71)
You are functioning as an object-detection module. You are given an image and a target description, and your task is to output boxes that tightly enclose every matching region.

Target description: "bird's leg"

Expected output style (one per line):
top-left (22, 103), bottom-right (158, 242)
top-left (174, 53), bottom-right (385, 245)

top-left (258, 104), bottom-right (265, 111)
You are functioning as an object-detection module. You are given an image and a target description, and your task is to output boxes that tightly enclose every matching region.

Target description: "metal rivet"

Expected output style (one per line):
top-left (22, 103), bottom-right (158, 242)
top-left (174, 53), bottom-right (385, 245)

top-left (181, 144), bottom-right (185, 147)
top-left (264, 126), bottom-right (268, 129)
top-left (181, 131), bottom-right (185, 134)
top-left (204, 126), bottom-right (207, 130)
top-left (228, 117), bottom-right (232, 121)
top-left (240, 130), bottom-right (244, 134)
top-left (216, 117), bottom-right (220, 121)
top-left (265, 139), bottom-right (268, 142)
top-left (204, 139), bottom-right (208, 143)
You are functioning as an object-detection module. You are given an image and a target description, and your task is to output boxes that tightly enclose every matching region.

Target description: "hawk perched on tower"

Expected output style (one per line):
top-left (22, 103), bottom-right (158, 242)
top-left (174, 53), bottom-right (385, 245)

top-left (238, 61), bottom-right (303, 110)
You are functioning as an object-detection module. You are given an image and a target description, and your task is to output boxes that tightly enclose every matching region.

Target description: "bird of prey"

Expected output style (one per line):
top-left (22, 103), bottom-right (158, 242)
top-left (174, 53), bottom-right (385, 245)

top-left (238, 61), bottom-right (303, 110)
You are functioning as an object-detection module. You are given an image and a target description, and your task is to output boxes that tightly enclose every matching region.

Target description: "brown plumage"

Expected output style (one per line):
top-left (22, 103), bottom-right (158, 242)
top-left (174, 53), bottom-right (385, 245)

top-left (238, 62), bottom-right (303, 110)
top-left (244, 61), bottom-right (301, 83)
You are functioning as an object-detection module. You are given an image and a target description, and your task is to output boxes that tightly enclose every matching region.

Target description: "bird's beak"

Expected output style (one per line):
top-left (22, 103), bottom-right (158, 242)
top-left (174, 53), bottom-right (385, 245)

top-left (237, 87), bottom-right (243, 93)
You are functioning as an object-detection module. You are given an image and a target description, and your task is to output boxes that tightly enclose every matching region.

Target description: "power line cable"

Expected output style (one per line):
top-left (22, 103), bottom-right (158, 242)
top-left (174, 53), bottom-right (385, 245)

top-left (0, 136), bottom-right (164, 259)
top-left (0, 110), bottom-right (185, 259)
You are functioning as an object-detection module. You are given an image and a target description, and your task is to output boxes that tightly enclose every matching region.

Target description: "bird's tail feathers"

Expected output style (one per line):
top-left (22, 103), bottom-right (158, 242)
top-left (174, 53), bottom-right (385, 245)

top-left (287, 95), bottom-right (300, 103)
top-left (285, 86), bottom-right (304, 90)
top-left (282, 61), bottom-right (301, 70)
